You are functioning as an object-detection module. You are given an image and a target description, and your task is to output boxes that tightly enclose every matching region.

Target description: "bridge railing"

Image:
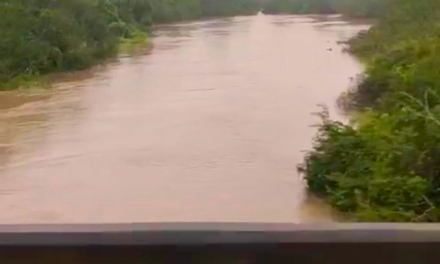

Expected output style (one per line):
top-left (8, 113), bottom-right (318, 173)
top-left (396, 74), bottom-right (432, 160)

top-left (0, 223), bottom-right (439, 264)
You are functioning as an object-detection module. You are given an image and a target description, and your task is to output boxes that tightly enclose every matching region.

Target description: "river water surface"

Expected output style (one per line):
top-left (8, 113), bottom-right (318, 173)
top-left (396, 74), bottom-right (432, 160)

top-left (0, 14), bottom-right (370, 223)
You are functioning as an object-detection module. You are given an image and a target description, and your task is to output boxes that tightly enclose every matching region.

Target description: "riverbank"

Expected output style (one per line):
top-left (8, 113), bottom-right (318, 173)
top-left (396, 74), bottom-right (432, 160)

top-left (303, 0), bottom-right (440, 222)
top-left (0, 0), bottom-right (261, 91)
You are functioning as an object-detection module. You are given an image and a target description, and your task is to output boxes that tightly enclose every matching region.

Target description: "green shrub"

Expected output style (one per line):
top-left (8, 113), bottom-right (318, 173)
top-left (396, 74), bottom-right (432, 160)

top-left (304, 0), bottom-right (440, 222)
top-left (0, 0), bottom-right (118, 85)
top-left (305, 101), bottom-right (440, 221)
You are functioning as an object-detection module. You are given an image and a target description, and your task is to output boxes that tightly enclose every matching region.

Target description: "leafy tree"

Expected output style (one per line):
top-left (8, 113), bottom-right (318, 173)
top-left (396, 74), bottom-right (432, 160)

top-left (262, 0), bottom-right (388, 17)
top-left (0, 0), bottom-right (261, 89)
top-left (304, 0), bottom-right (440, 222)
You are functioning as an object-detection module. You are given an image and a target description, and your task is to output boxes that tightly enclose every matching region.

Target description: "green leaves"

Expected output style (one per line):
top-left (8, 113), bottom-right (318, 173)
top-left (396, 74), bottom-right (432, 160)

top-left (304, 107), bottom-right (439, 221)
top-left (200, 0), bottom-right (260, 17)
top-left (305, 79), bottom-right (440, 221)
top-left (0, 0), bottom-right (118, 84)
top-left (303, 1), bottom-right (440, 222)
top-left (262, 0), bottom-right (388, 17)
top-left (0, 0), bottom-right (262, 88)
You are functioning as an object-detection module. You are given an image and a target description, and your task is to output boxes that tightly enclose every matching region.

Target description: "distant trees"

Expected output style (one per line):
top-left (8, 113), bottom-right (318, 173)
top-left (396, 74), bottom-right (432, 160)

top-left (263, 0), bottom-right (335, 14)
top-left (262, 0), bottom-right (388, 18)
top-left (200, 0), bottom-right (261, 16)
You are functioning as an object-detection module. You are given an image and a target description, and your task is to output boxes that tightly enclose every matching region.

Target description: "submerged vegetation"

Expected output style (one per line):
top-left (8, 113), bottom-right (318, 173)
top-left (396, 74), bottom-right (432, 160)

top-left (0, 0), bottom-right (260, 89)
top-left (303, 0), bottom-right (440, 221)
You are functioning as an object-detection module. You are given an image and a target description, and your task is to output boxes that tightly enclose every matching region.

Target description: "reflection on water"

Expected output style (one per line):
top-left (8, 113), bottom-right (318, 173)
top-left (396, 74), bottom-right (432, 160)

top-left (0, 14), bottom-right (370, 224)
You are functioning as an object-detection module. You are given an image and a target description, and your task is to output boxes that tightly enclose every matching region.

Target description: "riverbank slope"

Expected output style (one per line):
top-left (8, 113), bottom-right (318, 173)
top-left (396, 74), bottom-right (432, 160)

top-left (304, 0), bottom-right (440, 222)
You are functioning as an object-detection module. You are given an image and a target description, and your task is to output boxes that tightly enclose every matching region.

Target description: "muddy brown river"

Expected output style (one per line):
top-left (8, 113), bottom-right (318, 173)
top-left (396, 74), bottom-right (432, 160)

top-left (0, 14), bottom-right (370, 224)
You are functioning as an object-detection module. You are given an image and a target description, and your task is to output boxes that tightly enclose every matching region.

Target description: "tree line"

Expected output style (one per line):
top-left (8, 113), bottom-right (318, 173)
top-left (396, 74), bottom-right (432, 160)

top-left (303, 0), bottom-right (440, 221)
top-left (262, 0), bottom-right (388, 18)
top-left (0, 0), bottom-right (260, 89)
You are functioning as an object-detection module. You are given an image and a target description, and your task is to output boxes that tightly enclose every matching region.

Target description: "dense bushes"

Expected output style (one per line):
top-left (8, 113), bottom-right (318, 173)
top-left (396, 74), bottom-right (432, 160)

top-left (0, 0), bottom-right (260, 89)
top-left (0, 0), bottom-right (117, 85)
top-left (304, 0), bottom-right (440, 221)
top-left (262, 0), bottom-right (388, 18)
top-left (306, 104), bottom-right (440, 221)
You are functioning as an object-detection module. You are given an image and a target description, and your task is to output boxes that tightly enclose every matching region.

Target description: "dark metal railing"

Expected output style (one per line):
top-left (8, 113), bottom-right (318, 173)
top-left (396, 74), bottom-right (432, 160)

top-left (0, 223), bottom-right (439, 264)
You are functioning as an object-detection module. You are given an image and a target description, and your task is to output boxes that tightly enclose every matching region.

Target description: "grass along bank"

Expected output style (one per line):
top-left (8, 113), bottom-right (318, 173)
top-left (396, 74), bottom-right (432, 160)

top-left (303, 0), bottom-right (440, 222)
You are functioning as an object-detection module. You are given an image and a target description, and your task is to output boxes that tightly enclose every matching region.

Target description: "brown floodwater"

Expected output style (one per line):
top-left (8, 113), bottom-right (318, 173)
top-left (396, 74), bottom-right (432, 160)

top-left (0, 14), bottom-right (370, 224)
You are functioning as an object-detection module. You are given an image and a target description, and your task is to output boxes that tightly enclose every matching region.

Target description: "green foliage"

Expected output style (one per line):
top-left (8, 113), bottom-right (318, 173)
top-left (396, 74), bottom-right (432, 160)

top-left (0, 0), bottom-right (261, 89)
top-left (304, 0), bottom-right (440, 221)
top-left (263, 0), bottom-right (336, 14)
top-left (305, 105), bottom-right (440, 221)
top-left (0, 0), bottom-right (117, 85)
top-left (349, 0), bottom-right (440, 110)
top-left (200, 0), bottom-right (261, 17)
top-left (262, 0), bottom-right (388, 18)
